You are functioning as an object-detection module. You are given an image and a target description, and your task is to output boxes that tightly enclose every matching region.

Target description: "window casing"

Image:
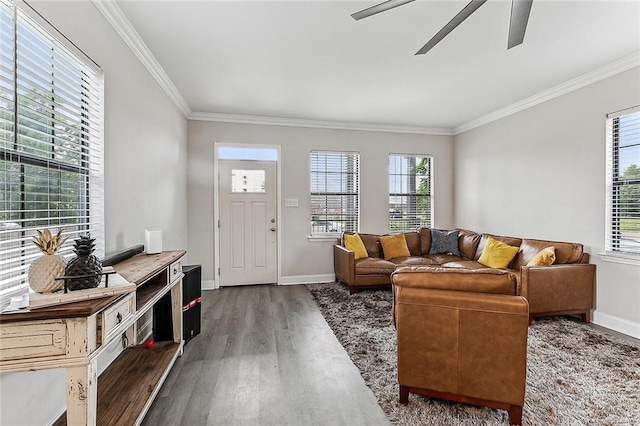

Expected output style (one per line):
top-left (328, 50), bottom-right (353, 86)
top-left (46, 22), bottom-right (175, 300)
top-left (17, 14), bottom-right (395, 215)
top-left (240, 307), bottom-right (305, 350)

top-left (0, 0), bottom-right (104, 307)
top-left (389, 155), bottom-right (433, 232)
top-left (310, 151), bottom-right (359, 236)
top-left (605, 106), bottom-right (640, 256)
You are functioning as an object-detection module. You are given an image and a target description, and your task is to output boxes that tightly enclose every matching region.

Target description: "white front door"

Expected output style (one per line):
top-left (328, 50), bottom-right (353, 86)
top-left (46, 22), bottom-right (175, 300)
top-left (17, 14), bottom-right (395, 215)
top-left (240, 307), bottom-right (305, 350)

top-left (218, 160), bottom-right (277, 286)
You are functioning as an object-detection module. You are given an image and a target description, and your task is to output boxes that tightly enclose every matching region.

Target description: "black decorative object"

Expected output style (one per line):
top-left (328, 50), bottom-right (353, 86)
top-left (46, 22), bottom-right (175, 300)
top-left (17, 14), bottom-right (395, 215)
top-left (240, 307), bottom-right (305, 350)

top-left (102, 245), bottom-right (144, 267)
top-left (64, 234), bottom-right (103, 291)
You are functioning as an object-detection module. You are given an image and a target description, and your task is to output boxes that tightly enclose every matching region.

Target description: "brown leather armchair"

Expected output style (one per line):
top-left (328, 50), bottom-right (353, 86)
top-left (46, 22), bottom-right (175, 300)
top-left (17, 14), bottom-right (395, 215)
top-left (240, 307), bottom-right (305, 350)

top-left (392, 267), bottom-right (529, 425)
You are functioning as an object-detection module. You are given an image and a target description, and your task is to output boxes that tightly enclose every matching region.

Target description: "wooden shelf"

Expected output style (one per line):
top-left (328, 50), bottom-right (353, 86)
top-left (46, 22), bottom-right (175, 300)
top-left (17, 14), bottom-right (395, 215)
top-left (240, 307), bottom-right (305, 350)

top-left (53, 342), bottom-right (182, 426)
top-left (136, 275), bottom-right (168, 311)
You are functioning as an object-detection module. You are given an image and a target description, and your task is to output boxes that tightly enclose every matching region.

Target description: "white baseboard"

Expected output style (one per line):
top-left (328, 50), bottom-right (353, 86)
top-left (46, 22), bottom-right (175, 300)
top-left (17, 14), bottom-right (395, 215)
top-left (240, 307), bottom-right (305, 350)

top-left (202, 276), bottom-right (334, 288)
top-left (279, 274), bottom-right (335, 285)
top-left (593, 311), bottom-right (640, 339)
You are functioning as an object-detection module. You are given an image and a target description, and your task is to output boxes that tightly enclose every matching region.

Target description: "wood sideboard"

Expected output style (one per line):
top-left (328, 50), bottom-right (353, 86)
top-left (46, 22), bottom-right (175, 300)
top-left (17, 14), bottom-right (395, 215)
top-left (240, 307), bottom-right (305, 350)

top-left (0, 250), bottom-right (186, 426)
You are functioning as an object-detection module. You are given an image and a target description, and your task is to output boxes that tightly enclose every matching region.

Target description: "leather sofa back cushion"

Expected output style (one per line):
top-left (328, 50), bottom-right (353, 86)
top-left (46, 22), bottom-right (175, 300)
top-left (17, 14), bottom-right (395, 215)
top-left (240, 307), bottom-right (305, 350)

top-left (354, 233), bottom-right (383, 258)
top-left (419, 228), bottom-right (432, 255)
top-left (380, 233), bottom-right (411, 260)
top-left (515, 238), bottom-right (584, 268)
top-left (457, 228), bottom-right (481, 260)
top-left (404, 231), bottom-right (422, 256)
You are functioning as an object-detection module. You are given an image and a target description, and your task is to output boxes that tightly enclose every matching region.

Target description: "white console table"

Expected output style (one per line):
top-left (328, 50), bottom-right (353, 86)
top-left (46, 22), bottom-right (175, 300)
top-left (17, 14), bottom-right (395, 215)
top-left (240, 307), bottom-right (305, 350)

top-left (0, 250), bottom-right (185, 425)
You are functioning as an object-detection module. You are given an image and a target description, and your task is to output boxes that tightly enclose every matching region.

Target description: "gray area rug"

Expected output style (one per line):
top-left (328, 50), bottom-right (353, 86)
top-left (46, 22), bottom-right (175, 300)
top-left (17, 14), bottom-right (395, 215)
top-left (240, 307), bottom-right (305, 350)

top-left (306, 282), bottom-right (640, 425)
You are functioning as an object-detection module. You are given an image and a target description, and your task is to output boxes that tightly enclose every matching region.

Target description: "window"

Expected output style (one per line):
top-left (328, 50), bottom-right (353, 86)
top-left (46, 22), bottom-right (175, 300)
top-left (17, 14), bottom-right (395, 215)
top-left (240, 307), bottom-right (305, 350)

top-left (605, 106), bottom-right (640, 256)
top-left (231, 169), bottom-right (265, 193)
top-left (0, 0), bottom-right (104, 307)
top-left (389, 155), bottom-right (432, 232)
top-left (310, 151), bottom-right (359, 235)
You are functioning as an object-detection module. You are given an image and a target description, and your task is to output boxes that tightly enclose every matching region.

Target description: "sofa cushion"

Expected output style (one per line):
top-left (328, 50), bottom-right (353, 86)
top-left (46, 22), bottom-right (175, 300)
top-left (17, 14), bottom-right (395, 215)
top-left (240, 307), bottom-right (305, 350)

top-left (424, 254), bottom-right (466, 264)
top-left (355, 257), bottom-right (397, 275)
top-left (457, 228), bottom-right (481, 260)
top-left (429, 229), bottom-right (461, 256)
top-left (441, 260), bottom-right (488, 270)
top-left (515, 238), bottom-right (583, 267)
top-left (344, 233), bottom-right (368, 260)
top-left (419, 227), bottom-right (432, 255)
top-left (380, 233), bottom-right (411, 260)
top-left (404, 231), bottom-right (422, 256)
top-left (526, 246), bottom-right (556, 266)
top-left (357, 233), bottom-right (383, 258)
top-left (478, 237), bottom-right (520, 268)
top-left (392, 257), bottom-right (440, 267)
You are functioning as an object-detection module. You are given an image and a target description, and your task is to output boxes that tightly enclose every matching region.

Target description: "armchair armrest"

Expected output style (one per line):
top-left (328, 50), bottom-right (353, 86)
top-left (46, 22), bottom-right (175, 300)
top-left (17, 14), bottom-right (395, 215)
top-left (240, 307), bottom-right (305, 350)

top-left (520, 263), bottom-right (595, 320)
top-left (333, 244), bottom-right (355, 286)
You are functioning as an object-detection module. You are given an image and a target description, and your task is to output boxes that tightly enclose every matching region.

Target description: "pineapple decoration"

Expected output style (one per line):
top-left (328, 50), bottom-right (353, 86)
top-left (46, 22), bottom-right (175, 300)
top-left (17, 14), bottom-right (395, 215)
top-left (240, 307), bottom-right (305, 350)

top-left (28, 229), bottom-right (68, 293)
top-left (65, 234), bottom-right (103, 291)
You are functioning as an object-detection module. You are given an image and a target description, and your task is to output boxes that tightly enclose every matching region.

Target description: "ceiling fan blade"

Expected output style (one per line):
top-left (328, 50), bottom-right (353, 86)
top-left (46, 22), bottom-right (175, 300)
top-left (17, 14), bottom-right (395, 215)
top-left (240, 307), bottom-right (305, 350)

top-left (351, 0), bottom-right (415, 21)
top-left (507, 0), bottom-right (533, 49)
top-left (415, 0), bottom-right (488, 55)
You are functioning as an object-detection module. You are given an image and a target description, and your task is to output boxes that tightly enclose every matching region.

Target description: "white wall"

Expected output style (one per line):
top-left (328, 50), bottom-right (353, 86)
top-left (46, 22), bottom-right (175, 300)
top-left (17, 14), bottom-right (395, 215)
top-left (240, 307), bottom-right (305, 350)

top-left (0, 2), bottom-right (189, 425)
top-left (454, 67), bottom-right (640, 337)
top-left (188, 121), bottom-right (454, 285)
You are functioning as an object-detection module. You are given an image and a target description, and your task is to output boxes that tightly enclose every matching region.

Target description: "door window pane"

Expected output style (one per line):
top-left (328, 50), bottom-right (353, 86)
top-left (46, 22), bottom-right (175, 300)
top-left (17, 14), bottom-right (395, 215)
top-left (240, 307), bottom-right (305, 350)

top-left (231, 169), bottom-right (266, 193)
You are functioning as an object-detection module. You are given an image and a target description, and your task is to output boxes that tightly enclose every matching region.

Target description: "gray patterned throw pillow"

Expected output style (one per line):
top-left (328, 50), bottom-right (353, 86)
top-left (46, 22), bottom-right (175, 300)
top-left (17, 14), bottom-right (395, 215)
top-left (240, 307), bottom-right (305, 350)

top-left (429, 229), bottom-right (461, 256)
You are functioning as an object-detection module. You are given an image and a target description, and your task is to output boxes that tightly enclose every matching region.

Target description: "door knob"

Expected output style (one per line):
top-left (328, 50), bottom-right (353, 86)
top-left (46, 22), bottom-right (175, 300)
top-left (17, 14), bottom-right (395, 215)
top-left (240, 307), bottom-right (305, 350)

top-left (271, 228), bottom-right (276, 232)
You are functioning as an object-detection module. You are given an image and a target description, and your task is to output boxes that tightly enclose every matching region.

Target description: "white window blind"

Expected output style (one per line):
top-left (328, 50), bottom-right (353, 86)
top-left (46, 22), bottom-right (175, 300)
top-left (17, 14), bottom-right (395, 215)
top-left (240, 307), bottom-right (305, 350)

top-left (310, 151), bottom-right (359, 235)
top-left (0, 0), bottom-right (104, 307)
top-left (389, 154), bottom-right (432, 232)
top-left (605, 106), bottom-right (640, 256)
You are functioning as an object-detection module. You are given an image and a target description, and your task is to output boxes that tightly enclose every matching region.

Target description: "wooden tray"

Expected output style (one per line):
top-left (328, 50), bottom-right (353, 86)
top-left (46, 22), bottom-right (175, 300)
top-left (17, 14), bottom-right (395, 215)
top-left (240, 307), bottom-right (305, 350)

top-left (29, 271), bottom-right (135, 310)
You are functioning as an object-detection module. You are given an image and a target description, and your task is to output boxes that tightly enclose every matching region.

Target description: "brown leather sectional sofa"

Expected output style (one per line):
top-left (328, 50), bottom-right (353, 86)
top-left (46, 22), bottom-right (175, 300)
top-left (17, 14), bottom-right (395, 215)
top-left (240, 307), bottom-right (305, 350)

top-left (333, 228), bottom-right (596, 323)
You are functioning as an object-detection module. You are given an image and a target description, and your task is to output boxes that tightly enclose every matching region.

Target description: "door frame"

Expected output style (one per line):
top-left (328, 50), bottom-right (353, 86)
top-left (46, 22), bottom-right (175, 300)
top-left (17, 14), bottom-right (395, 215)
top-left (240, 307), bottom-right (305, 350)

top-left (213, 142), bottom-right (281, 289)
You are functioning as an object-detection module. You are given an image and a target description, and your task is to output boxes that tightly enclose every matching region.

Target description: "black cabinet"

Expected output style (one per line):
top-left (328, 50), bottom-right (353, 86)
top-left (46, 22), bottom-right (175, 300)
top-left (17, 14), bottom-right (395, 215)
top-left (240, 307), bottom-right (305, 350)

top-left (153, 264), bottom-right (201, 345)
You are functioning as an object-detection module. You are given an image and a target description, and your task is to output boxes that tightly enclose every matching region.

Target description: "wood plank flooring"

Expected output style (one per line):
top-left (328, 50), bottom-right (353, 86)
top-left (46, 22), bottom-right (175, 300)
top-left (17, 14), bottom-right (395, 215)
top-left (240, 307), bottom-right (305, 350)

top-left (142, 284), bottom-right (390, 426)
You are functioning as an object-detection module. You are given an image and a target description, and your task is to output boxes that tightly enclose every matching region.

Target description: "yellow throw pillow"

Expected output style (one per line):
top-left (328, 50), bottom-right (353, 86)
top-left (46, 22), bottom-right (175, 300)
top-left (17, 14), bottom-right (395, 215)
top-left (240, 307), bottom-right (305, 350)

top-left (380, 233), bottom-right (410, 260)
top-left (527, 246), bottom-right (556, 266)
top-left (344, 233), bottom-right (368, 260)
top-left (478, 237), bottom-right (520, 268)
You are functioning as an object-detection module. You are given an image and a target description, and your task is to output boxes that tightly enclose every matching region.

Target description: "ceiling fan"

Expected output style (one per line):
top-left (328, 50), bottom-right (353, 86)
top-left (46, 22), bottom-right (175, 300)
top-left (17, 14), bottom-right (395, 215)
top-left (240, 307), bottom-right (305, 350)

top-left (351, 0), bottom-right (534, 55)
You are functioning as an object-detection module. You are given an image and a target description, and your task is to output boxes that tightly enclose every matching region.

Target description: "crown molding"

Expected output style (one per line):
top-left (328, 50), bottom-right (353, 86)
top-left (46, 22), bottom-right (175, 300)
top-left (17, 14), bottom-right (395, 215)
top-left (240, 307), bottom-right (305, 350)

top-left (454, 52), bottom-right (640, 135)
top-left (188, 111), bottom-right (454, 136)
top-left (91, 0), bottom-right (192, 117)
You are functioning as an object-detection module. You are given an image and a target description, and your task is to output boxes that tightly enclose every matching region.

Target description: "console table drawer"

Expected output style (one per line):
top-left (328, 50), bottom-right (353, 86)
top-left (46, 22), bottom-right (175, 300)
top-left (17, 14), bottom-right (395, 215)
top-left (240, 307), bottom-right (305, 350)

top-left (102, 293), bottom-right (134, 341)
top-left (0, 320), bottom-right (66, 361)
top-left (169, 260), bottom-right (182, 283)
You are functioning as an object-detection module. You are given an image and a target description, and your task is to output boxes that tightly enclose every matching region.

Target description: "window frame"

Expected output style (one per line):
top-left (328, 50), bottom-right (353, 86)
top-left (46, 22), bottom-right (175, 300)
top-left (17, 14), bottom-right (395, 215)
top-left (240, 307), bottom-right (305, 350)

top-left (309, 150), bottom-right (360, 238)
top-left (388, 154), bottom-right (433, 233)
top-left (604, 105), bottom-right (640, 262)
top-left (0, 0), bottom-right (104, 307)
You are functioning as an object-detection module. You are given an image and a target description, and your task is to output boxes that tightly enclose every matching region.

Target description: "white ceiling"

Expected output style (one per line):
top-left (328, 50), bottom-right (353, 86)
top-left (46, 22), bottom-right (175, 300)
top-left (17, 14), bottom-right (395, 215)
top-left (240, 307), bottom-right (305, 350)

top-left (115, 0), bottom-right (640, 132)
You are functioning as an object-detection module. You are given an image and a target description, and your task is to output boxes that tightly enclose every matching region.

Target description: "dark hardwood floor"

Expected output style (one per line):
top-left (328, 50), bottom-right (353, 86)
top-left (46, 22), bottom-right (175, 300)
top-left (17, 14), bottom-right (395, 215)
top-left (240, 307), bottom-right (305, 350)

top-left (142, 284), bottom-right (389, 426)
